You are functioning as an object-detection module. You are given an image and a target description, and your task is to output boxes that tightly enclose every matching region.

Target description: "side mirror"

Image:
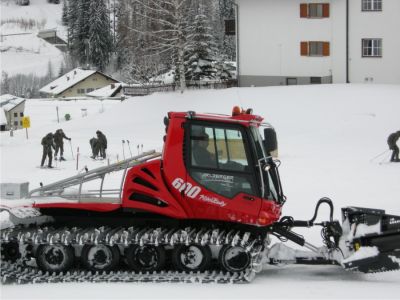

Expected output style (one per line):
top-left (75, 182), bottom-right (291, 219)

top-left (263, 127), bottom-right (277, 154)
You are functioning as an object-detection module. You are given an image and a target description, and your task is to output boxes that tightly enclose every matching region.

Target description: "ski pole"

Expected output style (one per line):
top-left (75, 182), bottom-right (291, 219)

top-left (127, 140), bottom-right (133, 157)
top-left (69, 140), bottom-right (75, 160)
top-left (137, 144), bottom-right (139, 155)
top-left (141, 144), bottom-right (143, 154)
top-left (379, 152), bottom-right (391, 164)
top-left (122, 140), bottom-right (126, 160)
top-left (370, 149), bottom-right (389, 162)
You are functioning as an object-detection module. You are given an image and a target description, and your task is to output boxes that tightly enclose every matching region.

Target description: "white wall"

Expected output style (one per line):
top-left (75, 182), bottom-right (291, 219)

top-left (236, 0), bottom-right (400, 85)
top-left (237, 0), bottom-right (347, 82)
top-left (348, 0), bottom-right (400, 84)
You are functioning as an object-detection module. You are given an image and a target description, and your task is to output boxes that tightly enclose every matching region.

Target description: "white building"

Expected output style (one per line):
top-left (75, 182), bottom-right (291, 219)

top-left (0, 94), bottom-right (26, 131)
top-left (235, 0), bottom-right (400, 86)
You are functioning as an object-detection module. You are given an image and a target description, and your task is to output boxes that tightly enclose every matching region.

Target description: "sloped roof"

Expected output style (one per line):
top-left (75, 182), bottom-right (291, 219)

top-left (86, 83), bottom-right (123, 98)
top-left (0, 94), bottom-right (25, 112)
top-left (39, 68), bottom-right (119, 96)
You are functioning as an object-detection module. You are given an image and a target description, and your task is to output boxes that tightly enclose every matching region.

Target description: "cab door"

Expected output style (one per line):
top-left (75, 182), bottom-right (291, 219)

top-left (183, 122), bottom-right (262, 225)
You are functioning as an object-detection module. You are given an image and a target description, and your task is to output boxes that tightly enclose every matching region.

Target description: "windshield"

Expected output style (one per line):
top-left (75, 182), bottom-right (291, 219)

top-left (249, 126), bottom-right (282, 203)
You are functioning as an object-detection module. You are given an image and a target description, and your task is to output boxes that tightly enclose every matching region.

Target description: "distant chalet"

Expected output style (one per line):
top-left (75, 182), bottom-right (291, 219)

top-left (40, 68), bottom-right (120, 98)
top-left (0, 94), bottom-right (26, 131)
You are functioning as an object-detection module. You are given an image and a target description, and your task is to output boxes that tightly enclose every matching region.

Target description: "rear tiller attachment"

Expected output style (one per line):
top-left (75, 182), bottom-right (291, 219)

top-left (269, 198), bottom-right (400, 273)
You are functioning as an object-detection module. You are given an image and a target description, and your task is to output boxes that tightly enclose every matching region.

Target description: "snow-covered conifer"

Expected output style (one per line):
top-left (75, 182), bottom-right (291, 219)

top-left (88, 0), bottom-right (113, 71)
top-left (185, 4), bottom-right (219, 81)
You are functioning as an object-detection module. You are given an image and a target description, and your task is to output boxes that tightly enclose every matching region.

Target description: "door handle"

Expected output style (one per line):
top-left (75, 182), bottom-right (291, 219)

top-left (243, 195), bottom-right (255, 201)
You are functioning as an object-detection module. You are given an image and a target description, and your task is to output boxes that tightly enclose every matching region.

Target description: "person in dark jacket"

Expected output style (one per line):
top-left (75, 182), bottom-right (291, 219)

top-left (387, 130), bottom-right (400, 162)
top-left (54, 129), bottom-right (71, 161)
top-left (96, 130), bottom-right (107, 159)
top-left (89, 137), bottom-right (99, 159)
top-left (192, 132), bottom-right (216, 168)
top-left (41, 133), bottom-right (56, 168)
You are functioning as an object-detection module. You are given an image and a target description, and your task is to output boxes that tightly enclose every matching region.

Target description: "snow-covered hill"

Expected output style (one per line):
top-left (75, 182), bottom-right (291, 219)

top-left (0, 0), bottom-right (65, 76)
top-left (1, 84), bottom-right (400, 299)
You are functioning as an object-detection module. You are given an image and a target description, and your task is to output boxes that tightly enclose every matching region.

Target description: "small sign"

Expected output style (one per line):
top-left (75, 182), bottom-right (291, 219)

top-left (22, 116), bottom-right (30, 128)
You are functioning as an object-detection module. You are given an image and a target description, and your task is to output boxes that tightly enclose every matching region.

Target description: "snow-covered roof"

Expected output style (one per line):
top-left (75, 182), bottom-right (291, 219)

top-left (0, 94), bottom-right (25, 112)
top-left (39, 68), bottom-right (119, 96)
top-left (86, 83), bottom-right (123, 98)
top-left (39, 68), bottom-right (97, 95)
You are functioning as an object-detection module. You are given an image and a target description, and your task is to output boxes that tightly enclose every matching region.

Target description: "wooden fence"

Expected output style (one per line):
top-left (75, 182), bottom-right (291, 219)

top-left (123, 80), bottom-right (237, 97)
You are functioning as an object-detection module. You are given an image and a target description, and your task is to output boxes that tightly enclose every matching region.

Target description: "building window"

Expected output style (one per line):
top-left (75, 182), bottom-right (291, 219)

top-left (362, 0), bottom-right (382, 11)
top-left (224, 19), bottom-right (235, 35)
top-left (310, 77), bottom-right (322, 84)
top-left (14, 112), bottom-right (18, 117)
top-left (86, 88), bottom-right (94, 93)
top-left (362, 39), bottom-right (382, 57)
top-left (300, 3), bottom-right (330, 18)
top-left (309, 42), bottom-right (323, 56)
top-left (77, 88), bottom-right (85, 94)
top-left (20, 112), bottom-right (24, 117)
top-left (14, 121), bottom-right (18, 126)
top-left (301, 41), bottom-right (330, 57)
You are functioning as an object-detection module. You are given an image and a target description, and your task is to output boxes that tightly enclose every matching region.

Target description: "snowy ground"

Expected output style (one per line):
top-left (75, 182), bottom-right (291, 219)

top-left (0, 0), bottom-right (65, 76)
top-left (1, 84), bottom-right (400, 299)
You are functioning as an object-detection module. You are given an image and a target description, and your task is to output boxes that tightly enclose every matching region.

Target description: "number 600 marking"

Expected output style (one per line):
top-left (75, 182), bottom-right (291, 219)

top-left (172, 178), bottom-right (201, 199)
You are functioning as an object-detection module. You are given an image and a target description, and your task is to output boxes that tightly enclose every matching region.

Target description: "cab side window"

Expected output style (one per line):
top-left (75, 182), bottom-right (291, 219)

top-left (189, 124), bottom-right (256, 198)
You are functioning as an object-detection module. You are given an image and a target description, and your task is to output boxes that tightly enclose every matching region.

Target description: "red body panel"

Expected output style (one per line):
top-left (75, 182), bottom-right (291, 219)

top-left (122, 160), bottom-right (188, 219)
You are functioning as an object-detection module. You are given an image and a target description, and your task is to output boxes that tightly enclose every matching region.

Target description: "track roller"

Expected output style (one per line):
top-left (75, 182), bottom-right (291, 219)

top-left (172, 244), bottom-right (212, 272)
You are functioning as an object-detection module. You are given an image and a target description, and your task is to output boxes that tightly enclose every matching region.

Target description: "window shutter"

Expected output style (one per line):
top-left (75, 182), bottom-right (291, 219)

top-left (322, 3), bottom-right (330, 17)
top-left (323, 42), bottom-right (330, 56)
top-left (300, 4), bottom-right (308, 18)
top-left (301, 42), bottom-right (309, 56)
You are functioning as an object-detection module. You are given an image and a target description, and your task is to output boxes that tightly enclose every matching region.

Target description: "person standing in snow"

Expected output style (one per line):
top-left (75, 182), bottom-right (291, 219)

top-left (89, 137), bottom-right (99, 159)
top-left (54, 129), bottom-right (71, 161)
top-left (387, 130), bottom-right (400, 162)
top-left (96, 130), bottom-right (107, 159)
top-left (41, 133), bottom-right (56, 168)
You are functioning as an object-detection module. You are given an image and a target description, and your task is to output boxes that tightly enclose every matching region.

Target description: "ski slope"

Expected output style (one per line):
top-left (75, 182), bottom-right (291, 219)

top-left (0, 0), bottom-right (65, 76)
top-left (1, 84), bottom-right (400, 299)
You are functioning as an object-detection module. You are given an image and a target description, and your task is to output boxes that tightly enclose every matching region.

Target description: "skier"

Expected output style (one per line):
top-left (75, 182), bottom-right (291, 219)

top-left (89, 137), bottom-right (99, 159)
top-left (96, 130), bottom-right (107, 159)
top-left (54, 129), bottom-right (71, 161)
top-left (387, 130), bottom-right (400, 162)
top-left (40, 133), bottom-right (56, 168)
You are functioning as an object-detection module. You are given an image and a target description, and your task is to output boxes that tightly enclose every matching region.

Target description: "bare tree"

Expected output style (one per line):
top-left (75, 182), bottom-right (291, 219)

top-left (125, 0), bottom-right (190, 92)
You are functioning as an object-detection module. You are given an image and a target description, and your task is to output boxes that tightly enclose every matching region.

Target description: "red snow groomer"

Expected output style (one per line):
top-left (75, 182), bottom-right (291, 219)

top-left (1, 108), bottom-right (399, 284)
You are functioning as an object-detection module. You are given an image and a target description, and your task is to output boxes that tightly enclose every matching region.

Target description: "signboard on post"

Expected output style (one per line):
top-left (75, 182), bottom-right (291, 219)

top-left (22, 116), bottom-right (30, 128)
top-left (22, 116), bottom-right (30, 139)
